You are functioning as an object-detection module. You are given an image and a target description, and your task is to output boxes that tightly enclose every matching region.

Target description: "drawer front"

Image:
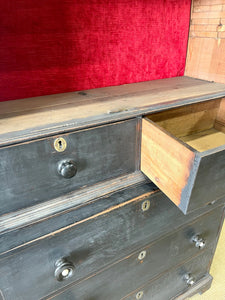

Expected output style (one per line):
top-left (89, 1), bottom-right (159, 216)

top-left (0, 119), bottom-right (138, 214)
top-left (2, 183), bottom-right (224, 257)
top-left (46, 243), bottom-right (216, 300)
top-left (0, 203), bottom-right (223, 300)
top-left (189, 149), bottom-right (225, 212)
top-left (124, 252), bottom-right (213, 300)
top-left (141, 99), bottom-right (225, 214)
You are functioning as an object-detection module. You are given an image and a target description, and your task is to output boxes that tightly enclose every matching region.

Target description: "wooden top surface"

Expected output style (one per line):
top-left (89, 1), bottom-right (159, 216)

top-left (1, 76), bottom-right (225, 147)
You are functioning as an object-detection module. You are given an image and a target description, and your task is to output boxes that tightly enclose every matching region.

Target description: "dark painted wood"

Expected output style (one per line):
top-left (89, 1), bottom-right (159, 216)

top-left (0, 119), bottom-right (138, 215)
top-left (186, 147), bottom-right (225, 213)
top-left (1, 182), bottom-right (224, 257)
top-left (0, 203), bottom-right (223, 300)
top-left (174, 275), bottom-right (213, 300)
top-left (1, 77), bottom-right (225, 300)
top-left (124, 253), bottom-right (213, 300)
top-left (0, 172), bottom-right (147, 234)
top-left (46, 252), bottom-right (214, 300)
top-left (0, 182), bottom-right (156, 255)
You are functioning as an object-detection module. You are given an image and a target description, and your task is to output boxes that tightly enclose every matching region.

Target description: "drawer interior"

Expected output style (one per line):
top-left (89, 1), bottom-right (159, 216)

top-left (146, 98), bottom-right (225, 152)
top-left (141, 97), bottom-right (225, 213)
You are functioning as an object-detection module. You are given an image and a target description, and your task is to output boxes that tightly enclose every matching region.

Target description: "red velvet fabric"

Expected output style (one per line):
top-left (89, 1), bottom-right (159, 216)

top-left (0, 0), bottom-right (191, 102)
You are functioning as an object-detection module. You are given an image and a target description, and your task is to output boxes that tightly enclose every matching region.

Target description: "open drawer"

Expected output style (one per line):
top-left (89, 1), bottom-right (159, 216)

top-left (141, 98), bottom-right (225, 214)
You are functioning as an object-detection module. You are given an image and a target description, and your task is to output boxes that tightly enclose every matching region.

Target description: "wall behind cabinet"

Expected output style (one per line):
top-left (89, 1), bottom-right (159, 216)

top-left (185, 0), bottom-right (225, 83)
top-left (0, 0), bottom-right (191, 102)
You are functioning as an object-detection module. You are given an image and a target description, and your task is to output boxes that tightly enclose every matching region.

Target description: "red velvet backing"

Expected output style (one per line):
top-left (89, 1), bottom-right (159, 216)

top-left (0, 0), bottom-right (191, 102)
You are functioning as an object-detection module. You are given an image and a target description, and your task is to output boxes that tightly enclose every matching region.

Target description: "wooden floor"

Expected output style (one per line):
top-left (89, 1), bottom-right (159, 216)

top-left (189, 223), bottom-right (225, 300)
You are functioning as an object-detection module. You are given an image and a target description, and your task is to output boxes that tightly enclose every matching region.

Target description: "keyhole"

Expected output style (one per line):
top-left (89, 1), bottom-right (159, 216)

top-left (141, 200), bottom-right (150, 212)
top-left (138, 250), bottom-right (146, 261)
top-left (58, 140), bottom-right (62, 149)
top-left (136, 291), bottom-right (144, 299)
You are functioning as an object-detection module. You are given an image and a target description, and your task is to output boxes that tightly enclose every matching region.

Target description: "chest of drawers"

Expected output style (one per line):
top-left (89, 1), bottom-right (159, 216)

top-left (0, 77), bottom-right (225, 300)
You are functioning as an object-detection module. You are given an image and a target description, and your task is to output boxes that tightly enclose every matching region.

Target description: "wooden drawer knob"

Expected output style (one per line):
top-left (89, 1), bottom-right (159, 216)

top-left (192, 235), bottom-right (206, 250)
top-left (58, 159), bottom-right (77, 179)
top-left (54, 258), bottom-right (75, 281)
top-left (184, 273), bottom-right (195, 286)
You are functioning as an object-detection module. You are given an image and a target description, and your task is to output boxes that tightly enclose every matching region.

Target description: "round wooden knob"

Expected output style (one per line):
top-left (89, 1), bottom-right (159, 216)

top-left (184, 273), bottom-right (195, 286)
top-left (54, 258), bottom-right (75, 281)
top-left (58, 159), bottom-right (77, 179)
top-left (192, 235), bottom-right (206, 250)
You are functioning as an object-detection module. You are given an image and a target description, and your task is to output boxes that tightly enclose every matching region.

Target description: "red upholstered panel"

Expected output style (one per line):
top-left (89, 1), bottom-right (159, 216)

top-left (0, 0), bottom-right (191, 102)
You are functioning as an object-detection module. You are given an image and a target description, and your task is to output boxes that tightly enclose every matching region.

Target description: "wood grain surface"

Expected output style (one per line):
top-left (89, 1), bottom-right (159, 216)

top-left (141, 97), bottom-right (225, 214)
top-left (180, 128), bottom-right (225, 151)
top-left (148, 99), bottom-right (222, 138)
top-left (185, 0), bottom-right (225, 83)
top-left (1, 77), bottom-right (225, 147)
top-left (141, 117), bottom-right (195, 207)
top-left (185, 4), bottom-right (225, 296)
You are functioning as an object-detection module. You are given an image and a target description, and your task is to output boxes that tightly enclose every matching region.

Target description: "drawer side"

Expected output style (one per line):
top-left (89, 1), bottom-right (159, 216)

top-left (141, 118), bottom-right (196, 207)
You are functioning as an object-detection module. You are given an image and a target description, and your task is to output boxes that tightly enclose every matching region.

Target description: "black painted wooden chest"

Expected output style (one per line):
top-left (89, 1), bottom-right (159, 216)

top-left (0, 77), bottom-right (225, 300)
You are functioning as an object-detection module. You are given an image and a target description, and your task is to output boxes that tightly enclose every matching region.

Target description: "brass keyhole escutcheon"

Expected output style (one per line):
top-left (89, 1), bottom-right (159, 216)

top-left (138, 250), bottom-right (146, 261)
top-left (136, 291), bottom-right (144, 299)
top-left (54, 137), bottom-right (67, 152)
top-left (141, 200), bottom-right (150, 212)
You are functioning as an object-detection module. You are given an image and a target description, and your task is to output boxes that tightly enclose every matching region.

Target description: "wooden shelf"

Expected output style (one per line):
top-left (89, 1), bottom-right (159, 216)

top-left (1, 76), bottom-right (225, 147)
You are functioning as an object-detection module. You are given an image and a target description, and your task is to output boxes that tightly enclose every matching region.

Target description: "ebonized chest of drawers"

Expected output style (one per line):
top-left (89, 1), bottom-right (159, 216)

top-left (0, 76), bottom-right (225, 300)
